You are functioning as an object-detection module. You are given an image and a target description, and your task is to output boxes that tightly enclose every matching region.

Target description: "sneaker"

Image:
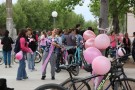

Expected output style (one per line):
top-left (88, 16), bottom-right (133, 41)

top-left (51, 76), bottom-right (55, 80)
top-left (23, 77), bottom-right (28, 79)
top-left (41, 76), bottom-right (46, 80)
top-left (16, 78), bottom-right (22, 81)
top-left (9, 66), bottom-right (12, 68)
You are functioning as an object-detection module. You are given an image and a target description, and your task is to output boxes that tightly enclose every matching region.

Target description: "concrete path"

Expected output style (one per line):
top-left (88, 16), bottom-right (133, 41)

top-left (0, 61), bottom-right (135, 90)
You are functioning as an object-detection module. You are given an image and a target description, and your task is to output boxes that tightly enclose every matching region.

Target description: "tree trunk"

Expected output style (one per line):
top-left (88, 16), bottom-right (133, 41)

top-left (99, 0), bottom-right (109, 34)
top-left (6, 0), bottom-right (13, 37)
top-left (112, 14), bottom-right (120, 34)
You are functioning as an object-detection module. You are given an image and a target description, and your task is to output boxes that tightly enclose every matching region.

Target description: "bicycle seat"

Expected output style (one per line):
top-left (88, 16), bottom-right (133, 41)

top-left (59, 64), bottom-right (79, 76)
top-left (59, 64), bottom-right (78, 70)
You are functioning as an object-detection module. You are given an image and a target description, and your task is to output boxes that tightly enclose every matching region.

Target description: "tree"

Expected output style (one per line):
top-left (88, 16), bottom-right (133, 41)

top-left (89, 0), bottom-right (135, 33)
top-left (0, 3), bottom-right (6, 28)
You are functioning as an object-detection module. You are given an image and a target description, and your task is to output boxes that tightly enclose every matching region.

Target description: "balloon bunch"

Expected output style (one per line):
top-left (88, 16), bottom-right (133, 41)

top-left (83, 30), bottom-right (111, 75)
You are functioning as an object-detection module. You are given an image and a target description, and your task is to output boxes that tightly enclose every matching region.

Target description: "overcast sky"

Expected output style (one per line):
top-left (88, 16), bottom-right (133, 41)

top-left (0, 0), bottom-right (95, 21)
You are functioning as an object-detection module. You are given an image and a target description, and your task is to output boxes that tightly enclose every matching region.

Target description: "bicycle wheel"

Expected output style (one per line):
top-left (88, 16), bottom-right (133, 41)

top-left (114, 78), bottom-right (135, 90)
top-left (67, 54), bottom-right (79, 76)
top-left (61, 77), bottom-right (91, 90)
top-left (35, 51), bottom-right (42, 63)
top-left (0, 57), bottom-right (3, 65)
top-left (35, 83), bottom-right (66, 90)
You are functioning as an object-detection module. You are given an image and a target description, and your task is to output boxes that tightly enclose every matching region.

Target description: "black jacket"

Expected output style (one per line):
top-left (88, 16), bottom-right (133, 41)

top-left (1, 36), bottom-right (14, 51)
top-left (27, 35), bottom-right (38, 52)
top-left (123, 38), bottom-right (131, 47)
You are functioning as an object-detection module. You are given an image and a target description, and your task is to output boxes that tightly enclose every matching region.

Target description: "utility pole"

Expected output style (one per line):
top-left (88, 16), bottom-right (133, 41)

top-left (6, 0), bottom-right (13, 38)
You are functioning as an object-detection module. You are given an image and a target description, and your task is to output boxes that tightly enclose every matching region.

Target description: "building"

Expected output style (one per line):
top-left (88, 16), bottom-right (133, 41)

top-left (127, 13), bottom-right (135, 42)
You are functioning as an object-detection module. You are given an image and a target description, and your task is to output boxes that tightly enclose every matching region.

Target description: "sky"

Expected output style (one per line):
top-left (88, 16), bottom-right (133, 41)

top-left (0, 0), bottom-right (95, 21)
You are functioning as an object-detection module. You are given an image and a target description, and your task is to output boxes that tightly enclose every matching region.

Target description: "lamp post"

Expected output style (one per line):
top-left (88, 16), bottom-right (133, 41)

top-left (51, 11), bottom-right (58, 28)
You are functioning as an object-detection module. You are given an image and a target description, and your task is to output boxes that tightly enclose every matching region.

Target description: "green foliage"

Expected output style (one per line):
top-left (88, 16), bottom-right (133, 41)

top-left (0, 3), bottom-right (6, 28)
top-left (0, 0), bottom-right (97, 32)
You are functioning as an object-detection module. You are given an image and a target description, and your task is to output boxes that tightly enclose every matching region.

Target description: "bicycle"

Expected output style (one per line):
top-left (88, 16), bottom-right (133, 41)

top-left (0, 49), bottom-right (4, 65)
top-left (60, 54), bottom-right (135, 90)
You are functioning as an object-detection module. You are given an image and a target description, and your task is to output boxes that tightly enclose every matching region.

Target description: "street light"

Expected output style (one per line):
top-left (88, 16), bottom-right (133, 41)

top-left (52, 11), bottom-right (58, 28)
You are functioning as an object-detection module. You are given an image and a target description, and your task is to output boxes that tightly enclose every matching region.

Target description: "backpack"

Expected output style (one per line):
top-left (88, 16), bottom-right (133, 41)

top-left (14, 37), bottom-right (20, 53)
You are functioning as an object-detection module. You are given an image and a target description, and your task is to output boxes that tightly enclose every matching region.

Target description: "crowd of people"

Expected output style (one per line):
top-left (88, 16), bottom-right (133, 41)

top-left (0, 24), bottom-right (135, 81)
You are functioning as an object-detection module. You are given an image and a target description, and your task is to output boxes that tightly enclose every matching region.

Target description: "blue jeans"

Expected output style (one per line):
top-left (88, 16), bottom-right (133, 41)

top-left (27, 52), bottom-right (36, 70)
top-left (17, 52), bottom-right (27, 80)
top-left (3, 50), bottom-right (11, 65)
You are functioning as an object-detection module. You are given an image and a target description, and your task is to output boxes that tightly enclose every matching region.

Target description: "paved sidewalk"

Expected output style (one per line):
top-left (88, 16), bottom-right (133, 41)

top-left (0, 61), bottom-right (135, 90)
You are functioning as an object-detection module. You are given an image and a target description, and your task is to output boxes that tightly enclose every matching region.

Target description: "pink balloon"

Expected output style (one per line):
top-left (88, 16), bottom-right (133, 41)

top-left (15, 51), bottom-right (23, 60)
top-left (83, 47), bottom-right (102, 64)
top-left (94, 34), bottom-right (110, 50)
top-left (118, 48), bottom-right (126, 56)
top-left (92, 56), bottom-right (111, 75)
top-left (85, 38), bottom-right (95, 49)
top-left (83, 30), bottom-right (96, 41)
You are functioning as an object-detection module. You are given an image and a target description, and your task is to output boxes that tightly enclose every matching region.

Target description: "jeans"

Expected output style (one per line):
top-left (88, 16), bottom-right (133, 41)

top-left (3, 50), bottom-right (11, 65)
top-left (17, 52), bottom-right (27, 80)
top-left (27, 52), bottom-right (36, 70)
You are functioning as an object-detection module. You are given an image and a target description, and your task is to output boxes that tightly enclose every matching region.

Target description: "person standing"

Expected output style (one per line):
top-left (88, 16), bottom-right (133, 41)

top-left (132, 32), bottom-right (135, 62)
top-left (110, 31), bottom-right (117, 58)
top-left (55, 29), bottom-right (63, 72)
top-left (123, 33), bottom-right (131, 54)
top-left (27, 28), bottom-right (37, 71)
top-left (16, 29), bottom-right (32, 80)
top-left (41, 29), bottom-right (60, 80)
top-left (1, 30), bottom-right (14, 68)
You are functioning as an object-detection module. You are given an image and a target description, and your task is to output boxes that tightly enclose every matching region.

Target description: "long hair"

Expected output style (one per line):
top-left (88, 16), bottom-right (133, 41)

top-left (18, 28), bottom-right (28, 38)
top-left (4, 30), bottom-right (9, 37)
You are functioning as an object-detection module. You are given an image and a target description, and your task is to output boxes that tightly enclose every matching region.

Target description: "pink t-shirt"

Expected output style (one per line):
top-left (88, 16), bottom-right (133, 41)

top-left (110, 35), bottom-right (116, 48)
top-left (20, 37), bottom-right (31, 52)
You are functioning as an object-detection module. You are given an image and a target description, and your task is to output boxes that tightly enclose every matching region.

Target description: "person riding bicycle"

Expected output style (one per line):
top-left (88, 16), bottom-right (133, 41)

top-left (55, 29), bottom-right (63, 72)
top-left (63, 29), bottom-right (76, 64)
top-left (74, 29), bottom-right (83, 66)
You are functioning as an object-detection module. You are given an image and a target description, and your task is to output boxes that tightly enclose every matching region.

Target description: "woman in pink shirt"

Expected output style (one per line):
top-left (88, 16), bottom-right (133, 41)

top-left (16, 29), bottom-right (32, 80)
top-left (110, 31), bottom-right (117, 58)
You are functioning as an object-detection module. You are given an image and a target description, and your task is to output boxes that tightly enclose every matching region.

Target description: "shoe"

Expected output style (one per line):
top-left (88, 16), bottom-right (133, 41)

top-left (16, 78), bottom-right (22, 80)
top-left (41, 76), bottom-right (46, 80)
top-left (9, 66), bottom-right (12, 68)
top-left (23, 77), bottom-right (28, 79)
top-left (51, 76), bottom-right (55, 80)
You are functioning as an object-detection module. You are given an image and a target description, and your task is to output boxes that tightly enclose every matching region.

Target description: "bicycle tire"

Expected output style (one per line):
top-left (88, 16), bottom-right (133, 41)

top-left (67, 54), bottom-right (79, 76)
top-left (0, 58), bottom-right (3, 65)
top-left (35, 51), bottom-right (42, 63)
top-left (114, 78), bottom-right (135, 90)
top-left (35, 83), bottom-right (66, 90)
top-left (61, 77), bottom-right (91, 90)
